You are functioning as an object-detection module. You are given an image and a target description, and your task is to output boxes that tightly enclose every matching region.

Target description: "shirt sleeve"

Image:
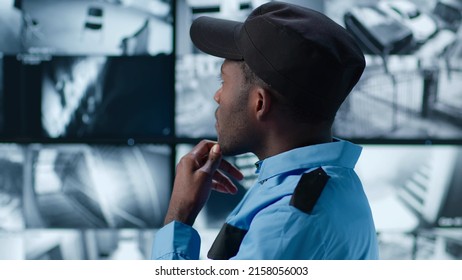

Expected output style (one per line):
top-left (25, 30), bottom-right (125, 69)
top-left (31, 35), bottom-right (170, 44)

top-left (151, 221), bottom-right (201, 260)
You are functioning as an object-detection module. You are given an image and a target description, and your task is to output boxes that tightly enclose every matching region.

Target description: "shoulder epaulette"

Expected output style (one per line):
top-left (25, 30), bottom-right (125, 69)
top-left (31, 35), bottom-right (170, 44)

top-left (290, 167), bottom-right (330, 214)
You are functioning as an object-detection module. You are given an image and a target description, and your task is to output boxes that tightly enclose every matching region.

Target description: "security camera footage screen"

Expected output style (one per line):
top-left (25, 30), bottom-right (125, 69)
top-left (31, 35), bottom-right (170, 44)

top-left (0, 55), bottom-right (3, 134)
top-left (21, 229), bottom-right (156, 260)
top-left (357, 145), bottom-right (462, 230)
top-left (41, 55), bottom-right (174, 140)
top-left (24, 144), bottom-right (171, 229)
top-left (1, 0), bottom-right (175, 142)
top-left (175, 0), bottom-right (462, 142)
top-left (0, 144), bottom-right (25, 231)
top-left (0, 0), bottom-right (173, 56)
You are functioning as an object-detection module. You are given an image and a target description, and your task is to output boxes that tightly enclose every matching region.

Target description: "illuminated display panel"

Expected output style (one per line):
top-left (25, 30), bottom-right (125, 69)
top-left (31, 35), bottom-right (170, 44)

top-left (1, 0), bottom-right (173, 56)
top-left (24, 144), bottom-right (171, 229)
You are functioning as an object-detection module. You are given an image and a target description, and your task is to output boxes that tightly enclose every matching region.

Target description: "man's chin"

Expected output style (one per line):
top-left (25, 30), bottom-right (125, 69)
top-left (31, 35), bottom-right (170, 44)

top-left (217, 140), bottom-right (231, 156)
top-left (219, 144), bottom-right (245, 157)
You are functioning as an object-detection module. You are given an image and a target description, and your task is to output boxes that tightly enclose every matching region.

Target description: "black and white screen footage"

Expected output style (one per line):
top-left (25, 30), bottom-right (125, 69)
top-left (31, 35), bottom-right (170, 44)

top-left (0, 55), bottom-right (3, 133)
top-left (41, 55), bottom-right (174, 140)
top-left (0, 0), bottom-right (173, 56)
top-left (0, 142), bottom-right (170, 260)
top-left (0, 0), bottom-right (22, 54)
top-left (0, 144), bottom-right (24, 232)
top-left (0, 228), bottom-right (156, 260)
top-left (357, 144), bottom-right (462, 259)
top-left (175, 0), bottom-right (462, 141)
top-left (23, 144), bottom-right (171, 229)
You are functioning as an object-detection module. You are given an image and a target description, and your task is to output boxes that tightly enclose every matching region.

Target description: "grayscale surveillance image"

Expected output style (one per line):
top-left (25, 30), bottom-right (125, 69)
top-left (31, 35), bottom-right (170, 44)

top-left (176, 0), bottom-right (462, 141)
top-left (41, 55), bottom-right (174, 140)
top-left (23, 144), bottom-right (171, 229)
top-left (0, 0), bottom-right (22, 54)
top-left (0, 55), bottom-right (3, 133)
top-left (331, 0), bottom-right (462, 140)
top-left (357, 145), bottom-right (462, 259)
top-left (0, 0), bottom-right (173, 56)
top-left (0, 229), bottom-right (155, 259)
top-left (0, 144), bottom-right (24, 231)
top-left (21, 229), bottom-right (155, 260)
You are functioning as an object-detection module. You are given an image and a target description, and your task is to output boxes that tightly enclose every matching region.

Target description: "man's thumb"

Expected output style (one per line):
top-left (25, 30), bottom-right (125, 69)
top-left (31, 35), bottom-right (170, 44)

top-left (199, 144), bottom-right (222, 174)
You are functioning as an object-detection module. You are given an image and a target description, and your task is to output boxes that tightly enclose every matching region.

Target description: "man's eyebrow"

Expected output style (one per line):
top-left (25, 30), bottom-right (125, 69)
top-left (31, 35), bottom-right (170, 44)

top-left (220, 64), bottom-right (224, 75)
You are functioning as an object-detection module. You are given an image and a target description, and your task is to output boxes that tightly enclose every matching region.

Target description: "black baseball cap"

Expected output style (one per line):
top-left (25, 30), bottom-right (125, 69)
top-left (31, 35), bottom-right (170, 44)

top-left (190, 1), bottom-right (365, 120)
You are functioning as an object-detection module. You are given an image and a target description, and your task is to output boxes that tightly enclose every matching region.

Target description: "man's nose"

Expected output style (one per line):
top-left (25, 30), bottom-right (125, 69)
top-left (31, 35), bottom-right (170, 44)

top-left (213, 88), bottom-right (221, 103)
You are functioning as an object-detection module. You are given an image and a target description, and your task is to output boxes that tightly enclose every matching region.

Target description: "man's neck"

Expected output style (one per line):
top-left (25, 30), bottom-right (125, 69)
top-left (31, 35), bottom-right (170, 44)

top-left (253, 126), bottom-right (333, 160)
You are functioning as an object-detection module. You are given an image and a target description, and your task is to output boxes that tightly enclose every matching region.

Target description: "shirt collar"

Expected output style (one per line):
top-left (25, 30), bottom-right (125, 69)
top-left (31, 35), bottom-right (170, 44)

top-left (255, 139), bottom-right (362, 183)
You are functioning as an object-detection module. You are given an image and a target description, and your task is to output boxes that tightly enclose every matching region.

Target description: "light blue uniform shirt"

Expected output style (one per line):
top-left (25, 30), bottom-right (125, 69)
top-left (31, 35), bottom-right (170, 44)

top-left (152, 140), bottom-right (379, 259)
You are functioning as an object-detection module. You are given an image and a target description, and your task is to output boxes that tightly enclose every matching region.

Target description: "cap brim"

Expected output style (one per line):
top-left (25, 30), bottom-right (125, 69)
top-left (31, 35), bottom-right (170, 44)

top-left (190, 16), bottom-right (244, 60)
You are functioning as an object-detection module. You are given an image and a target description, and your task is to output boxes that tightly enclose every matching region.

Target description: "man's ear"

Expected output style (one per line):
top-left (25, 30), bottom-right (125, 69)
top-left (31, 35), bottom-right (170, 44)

top-left (253, 87), bottom-right (272, 120)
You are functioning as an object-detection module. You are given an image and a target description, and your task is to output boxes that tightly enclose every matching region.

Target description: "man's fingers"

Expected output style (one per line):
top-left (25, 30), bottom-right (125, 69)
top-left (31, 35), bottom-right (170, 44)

top-left (190, 140), bottom-right (216, 157)
top-left (218, 159), bottom-right (244, 181)
top-left (211, 171), bottom-right (238, 194)
top-left (199, 144), bottom-right (222, 175)
top-left (189, 140), bottom-right (217, 166)
top-left (188, 141), bottom-right (243, 182)
top-left (212, 180), bottom-right (238, 194)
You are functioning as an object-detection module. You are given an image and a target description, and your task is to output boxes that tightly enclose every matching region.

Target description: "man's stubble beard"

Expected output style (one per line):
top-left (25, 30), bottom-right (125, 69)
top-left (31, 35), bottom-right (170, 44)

top-left (216, 95), bottom-right (252, 157)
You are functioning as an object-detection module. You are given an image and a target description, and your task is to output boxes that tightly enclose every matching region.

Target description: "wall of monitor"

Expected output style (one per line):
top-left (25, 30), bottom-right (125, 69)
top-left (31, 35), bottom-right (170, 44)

top-left (1, 0), bottom-right (462, 260)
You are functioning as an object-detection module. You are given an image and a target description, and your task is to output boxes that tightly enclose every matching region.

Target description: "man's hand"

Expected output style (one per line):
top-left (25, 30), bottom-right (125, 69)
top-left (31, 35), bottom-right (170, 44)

top-left (164, 140), bottom-right (244, 226)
